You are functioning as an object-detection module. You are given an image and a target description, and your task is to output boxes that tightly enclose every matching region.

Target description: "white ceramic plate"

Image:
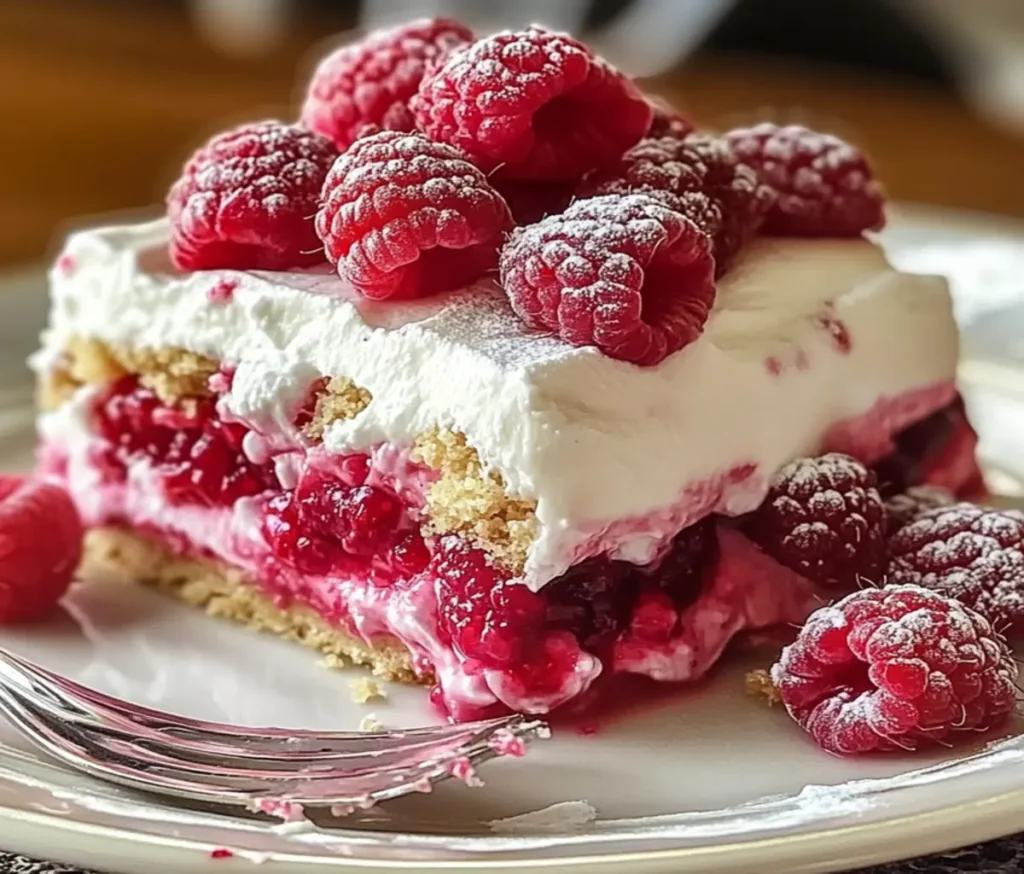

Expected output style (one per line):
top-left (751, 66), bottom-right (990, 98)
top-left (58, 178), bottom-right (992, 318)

top-left (1, 207), bottom-right (1024, 874)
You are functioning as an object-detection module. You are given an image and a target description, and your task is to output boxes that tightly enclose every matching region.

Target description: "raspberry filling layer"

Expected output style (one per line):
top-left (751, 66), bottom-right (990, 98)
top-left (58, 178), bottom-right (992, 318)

top-left (44, 377), bottom-right (981, 720)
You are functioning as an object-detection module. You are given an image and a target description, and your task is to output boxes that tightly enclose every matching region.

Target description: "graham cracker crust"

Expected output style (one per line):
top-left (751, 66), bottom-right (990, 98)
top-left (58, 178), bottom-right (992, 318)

top-left (81, 527), bottom-right (425, 685)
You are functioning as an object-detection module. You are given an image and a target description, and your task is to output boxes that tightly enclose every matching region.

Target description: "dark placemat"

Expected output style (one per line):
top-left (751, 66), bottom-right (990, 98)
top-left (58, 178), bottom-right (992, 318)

top-left (4, 836), bottom-right (1024, 873)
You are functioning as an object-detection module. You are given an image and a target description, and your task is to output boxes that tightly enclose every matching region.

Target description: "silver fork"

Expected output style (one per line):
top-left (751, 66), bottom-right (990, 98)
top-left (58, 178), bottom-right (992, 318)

top-left (0, 647), bottom-right (548, 815)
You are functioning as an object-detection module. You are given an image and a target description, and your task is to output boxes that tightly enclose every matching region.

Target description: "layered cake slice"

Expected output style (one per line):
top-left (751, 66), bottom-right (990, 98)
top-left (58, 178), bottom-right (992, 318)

top-left (33, 21), bottom-right (985, 722)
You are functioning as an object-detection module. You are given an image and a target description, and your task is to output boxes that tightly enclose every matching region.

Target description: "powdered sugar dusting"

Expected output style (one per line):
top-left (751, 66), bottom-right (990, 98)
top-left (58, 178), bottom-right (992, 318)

top-left (167, 121), bottom-right (337, 271)
top-left (773, 584), bottom-right (1018, 754)
top-left (301, 18), bottom-right (473, 150)
top-left (578, 133), bottom-right (771, 270)
top-left (752, 451), bottom-right (886, 588)
top-left (315, 130), bottom-right (510, 300)
top-left (886, 484), bottom-right (955, 534)
top-left (500, 193), bottom-right (715, 365)
top-left (726, 122), bottom-right (885, 236)
top-left (889, 504), bottom-right (1024, 634)
top-left (412, 26), bottom-right (649, 179)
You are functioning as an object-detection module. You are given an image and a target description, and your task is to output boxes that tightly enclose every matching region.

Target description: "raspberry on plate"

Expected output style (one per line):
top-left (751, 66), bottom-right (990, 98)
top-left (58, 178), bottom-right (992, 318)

top-left (888, 503), bottom-right (1024, 637)
top-left (884, 484), bottom-right (954, 535)
top-left (771, 585), bottom-right (1017, 754)
top-left (577, 134), bottom-right (773, 272)
top-left (301, 18), bottom-right (474, 151)
top-left (0, 476), bottom-right (83, 623)
top-left (412, 26), bottom-right (651, 180)
top-left (315, 130), bottom-right (512, 300)
top-left (748, 453), bottom-right (887, 589)
top-left (499, 193), bottom-right (716, 366)
top-left (725, 123), bottom-right (886, 237)
top-left (167, 121), bottom-right (337, 271)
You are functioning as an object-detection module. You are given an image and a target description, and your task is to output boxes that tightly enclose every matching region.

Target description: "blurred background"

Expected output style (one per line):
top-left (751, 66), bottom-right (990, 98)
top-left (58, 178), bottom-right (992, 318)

top-left (2, 0), bottom-right (1024, 269)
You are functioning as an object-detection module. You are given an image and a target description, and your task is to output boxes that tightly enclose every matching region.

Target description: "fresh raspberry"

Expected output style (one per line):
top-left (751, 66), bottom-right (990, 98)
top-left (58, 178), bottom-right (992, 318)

top-left (888, 504), bottom-right (1024, 637)
top-left (0, 476), bottom-right (83, 623)
top-left (300, 18), bottom-right (474, 151)
top-left (499, 194), bottom-right (716, 366)
top-left (577, 134), bottom-right (773, 271)
top-left (885, 484), bottom-right (954, 535)
top-left (725, 123), bottom-right (886, 236)
top-left (432, 536), bottom-right (545, 667)
top-left (748, 453), bottom-right (887, 589)
top-left (315, 131), bottom-right (512, 300)
top-left (412, 27), bottom-right (651, 180)
top-left (645, 96), bottom-right (694, 139)
top-left (94, 376), bottom-right (277, 508)
top-left (167, 121), bottom-right (337, 271)
top-left (771, 585), bottom-right (1017, 754)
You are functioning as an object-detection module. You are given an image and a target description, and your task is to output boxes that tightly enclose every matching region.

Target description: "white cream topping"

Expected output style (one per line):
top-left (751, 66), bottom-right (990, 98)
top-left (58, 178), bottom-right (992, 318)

top-left (38, 220), bottom-right (958, 589)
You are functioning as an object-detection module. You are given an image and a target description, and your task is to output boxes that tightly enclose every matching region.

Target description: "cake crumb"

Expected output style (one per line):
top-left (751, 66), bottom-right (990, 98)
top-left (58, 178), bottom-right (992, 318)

top-left (745, 669), bottom-right (783, 705)
top-left (318, 653), bottom-right (347, 670)
top-left (55, 337), bottom-right (219, 404)
top-left (358, 713), bottom-right (383, 732)
top-left (67, 336), bottom-right (128, 386)
top-left (414, 427), bottom-right (538, 573)
top-left (112, 345), bottom-right (219, 402)
top-left (350, 677), bottom-right (387, 703)
top-left (304, 376), bottom-right (372, 441)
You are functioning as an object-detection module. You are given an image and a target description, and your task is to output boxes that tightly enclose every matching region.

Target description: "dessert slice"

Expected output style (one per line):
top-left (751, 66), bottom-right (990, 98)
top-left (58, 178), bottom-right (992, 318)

top-left (33, 22), bottom-right (982, 721)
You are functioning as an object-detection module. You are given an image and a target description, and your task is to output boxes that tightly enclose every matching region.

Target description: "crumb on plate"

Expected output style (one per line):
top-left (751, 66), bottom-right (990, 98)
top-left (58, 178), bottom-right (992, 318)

top-left (350, 677), bottom-right (387, 703)
top-left (745, 668), bottom-right (782, 705)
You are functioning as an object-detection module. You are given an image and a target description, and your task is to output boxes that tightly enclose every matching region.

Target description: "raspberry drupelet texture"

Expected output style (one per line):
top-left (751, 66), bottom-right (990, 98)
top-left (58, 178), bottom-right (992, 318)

top-left (771, 585), bottom-right (1017, 754)
top-left (748, 453), bottom-right (887, 589)
top-left (725, 123), bottom-right (886, 236)
top-left (93, 376), bottom-right (278, 509)
top-left (167, 121), bottom-right (337, 271)
top-left (577, 134), bottom-right (773, 272)
top-left (301, 18), bottom-right (474, 151)
top-left (315, 130), bottom-right (512, 300)
top-left (412, 27), bottom-right (651, 180)
top-left (885, 484), bottom-right (954, 535)
top-left (499, 193), bottom-right (716, 366)
top-left (888, 504), bottom-right (1024, 637)
top-left (0, 476), bottom-right (83, 624)
top-left (432, 535), bottom-right (545, 667)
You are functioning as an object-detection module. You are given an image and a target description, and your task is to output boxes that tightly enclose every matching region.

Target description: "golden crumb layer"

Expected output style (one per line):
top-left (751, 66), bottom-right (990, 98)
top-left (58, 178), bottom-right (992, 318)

top-left (303, 376), bottom-right (372, 441)
top-left (82, 527), bottom-right (424, 684)
top-left (414, 428), bottom-right (538, 574)
top-left (45, 338), bottom-right (541, 573)
top-left (42, 337), bottom-right (218, 408)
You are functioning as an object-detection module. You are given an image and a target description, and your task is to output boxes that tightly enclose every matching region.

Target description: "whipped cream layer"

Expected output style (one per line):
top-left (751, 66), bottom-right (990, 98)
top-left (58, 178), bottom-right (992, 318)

top-left (38, 220), bottom-right (959, 588)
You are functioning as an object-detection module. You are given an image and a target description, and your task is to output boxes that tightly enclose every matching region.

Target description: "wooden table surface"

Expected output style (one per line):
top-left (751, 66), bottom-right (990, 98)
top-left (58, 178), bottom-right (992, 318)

top-left (3, 0), bottom-right (1023, 268)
